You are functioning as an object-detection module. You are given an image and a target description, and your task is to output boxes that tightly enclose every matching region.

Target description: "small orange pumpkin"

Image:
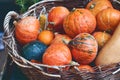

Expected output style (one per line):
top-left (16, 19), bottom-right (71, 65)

top-left (93, 31), bottom-right (111, 49)
top-left (78, 65), bottom-right (94, 72)
top-left (48, 6), bottom-right (70, 33)
top-left (97, 8), bottom-right (120, 33)
top-left (15, 16), bottom-right (40, 44)
top-left (69, 33), bottom-right (98, 64)
top-left (42, 43), bottom-right (72, 66)
top-left (38, 30), bottom-right (54, 45)
top-left (63, 8), bottom-right (96, 38)
top-left (86, 0), bottom-right (113, 17)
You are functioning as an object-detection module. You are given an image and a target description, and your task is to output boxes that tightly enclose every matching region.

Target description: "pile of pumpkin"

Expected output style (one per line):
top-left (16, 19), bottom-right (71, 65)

top-left (14, 0), bottom-right (120, 72)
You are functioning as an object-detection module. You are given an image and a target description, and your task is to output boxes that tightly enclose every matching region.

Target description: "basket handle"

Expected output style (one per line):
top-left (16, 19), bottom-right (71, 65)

top-left (4, 11), bottom-right (19, 35)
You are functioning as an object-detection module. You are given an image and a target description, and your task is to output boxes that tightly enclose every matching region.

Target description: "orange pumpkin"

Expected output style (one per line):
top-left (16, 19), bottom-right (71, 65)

top-left (86, 0), bottom-right (113, 17)
top-left (15, 16), bottom-right (40, 44)
top-left (78, 65), bottom-right (94, 72)
top-left (63, 8), bottom-right (96, 38)
top-left (69, 33), bottom-right (98, 64)
top-left (93, 31), bottom-right (111, 49)
top-left (42, 43), bottom-right (72, 66)
top-left (51, 33), bottom-right (71, 44)
top-left (48, 6), bottom-right (70, 33)
top-left (31, 59), bottom-right (41, 64)
top-left (38, 30), bottom-right (54, 45)
top-left (97, 8), bottom-right (120, 33)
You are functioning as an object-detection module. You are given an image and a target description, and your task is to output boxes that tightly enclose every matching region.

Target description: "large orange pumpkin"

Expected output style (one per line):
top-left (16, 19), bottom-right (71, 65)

top-left (42, 43), bottom-right (72, 66)
top-left (86, 0), bottom-right (113, 17)
top-left (97, 8), bottom-right (120, 33)
top-left (15, 16), bottom-right (40, 44)
top-left (63, 8), bottom-right (96, 38)
top-left (48, 6), bottom-right (70, 33)
top-left (69, 33), bottom-right (98, 64)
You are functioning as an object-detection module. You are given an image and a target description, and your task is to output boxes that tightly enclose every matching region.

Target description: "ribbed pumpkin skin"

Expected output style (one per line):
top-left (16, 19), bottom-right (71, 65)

top-left (69, 33), bottom-right (98, 64)
top-left (86, 0), bottom-right (113, 17)
top-left (15, 16), bottom-right (40, 45)
top-left (51, 33), bottom-right (71, 44)
top-left (97, 8), bottom-right (120, 32)
top-left (93, 31), bottom-right (111, 49)
top-left (42, 43), bottom-right (72, 66)
top-left (48, 6), bottom-right (70, 33)
top-left (63, 9), bottom-right (96, 38)
top-left (22, 41), bottom-right (47, 61)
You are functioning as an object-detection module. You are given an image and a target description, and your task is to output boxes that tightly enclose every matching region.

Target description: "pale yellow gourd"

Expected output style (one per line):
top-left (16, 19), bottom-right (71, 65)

top-left (95, 23), bottom-right (120, 66)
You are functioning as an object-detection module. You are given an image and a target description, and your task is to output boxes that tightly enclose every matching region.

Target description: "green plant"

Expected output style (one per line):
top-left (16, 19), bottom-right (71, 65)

top-left (16, 0), bottom-right (42, 13)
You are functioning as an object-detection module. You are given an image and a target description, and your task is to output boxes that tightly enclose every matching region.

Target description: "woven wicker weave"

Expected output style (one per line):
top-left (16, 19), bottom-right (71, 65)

top-left (3, 0), bottom-right (120, 80)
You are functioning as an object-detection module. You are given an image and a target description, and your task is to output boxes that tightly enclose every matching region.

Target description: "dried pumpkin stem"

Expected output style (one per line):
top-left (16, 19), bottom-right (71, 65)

top-left (72, 8), bottom-right (76, 12)
top-left (69, 61), bottom-right (79, 66)
top-left (90, 3), bottom-right (95, 9)
top-left (49, 22), bottom-right (55, 25)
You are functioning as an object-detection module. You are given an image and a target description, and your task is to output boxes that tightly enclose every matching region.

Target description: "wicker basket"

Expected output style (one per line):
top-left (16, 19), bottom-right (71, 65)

top-left (3, 0), bottom-right (120, 80)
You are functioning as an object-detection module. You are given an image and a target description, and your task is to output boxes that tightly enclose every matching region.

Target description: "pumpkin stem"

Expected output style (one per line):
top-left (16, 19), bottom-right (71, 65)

top-left (13, 17), bottom-right (22, 26)
top-left (69, 61), bottom-right (79, 66)
top-left (13, 21), bottom-right (18, 26)
top-left (105, 29), bottom-right (112, 34)
top-left (72, 8), bottom-right (76, 12)
top-left (89, 3), bottom-right (96, 9)
top-left (62, 38), bottom-right (70, 45)
top-left (49, 22), bottom-right (55, 25)
top-left (68, 40), bottom-right (74, 46)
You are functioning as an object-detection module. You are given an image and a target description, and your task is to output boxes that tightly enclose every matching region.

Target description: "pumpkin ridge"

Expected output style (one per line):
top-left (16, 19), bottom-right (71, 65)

top-left (76, 9), bottom-right (86, 33)
top-left (69, 39), bottom-right (96, 51)
top-left (65, 13), bottom-right (76, 37)
top-left (71, 11), bottom-right (79, 36)
top-left (69, 33), bottom-right (98, 64)
top-left (82, 13), bottom-right (89, 33)
top-left (107, 9), bottom-right (110, 26)
top-left (70, 39), bottom-right (96, 46)
top-left (74, 10), bottom-right (81, 35)
top-left (84, 10), bottom-right (96, 33)
top-left (79, 49), bottom-right (95, 54)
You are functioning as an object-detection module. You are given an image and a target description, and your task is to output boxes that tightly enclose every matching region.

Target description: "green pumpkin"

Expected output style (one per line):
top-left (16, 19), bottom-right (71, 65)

top-left (22, 41), bottom-right (47, 61)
